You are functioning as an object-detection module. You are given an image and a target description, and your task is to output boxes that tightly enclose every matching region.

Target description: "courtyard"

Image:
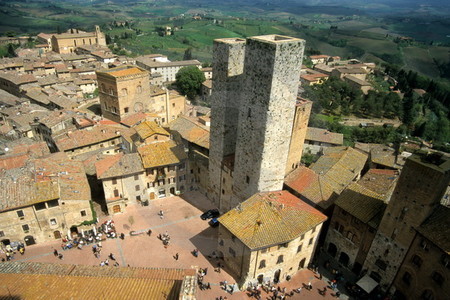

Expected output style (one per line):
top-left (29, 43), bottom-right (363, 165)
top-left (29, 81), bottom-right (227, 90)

top-left (4, 191), bottom-right (338, 299)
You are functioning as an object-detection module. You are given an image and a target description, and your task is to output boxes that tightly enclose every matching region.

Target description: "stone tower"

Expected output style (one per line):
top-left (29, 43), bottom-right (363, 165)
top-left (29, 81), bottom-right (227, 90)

top-left (209, 38), bottom-right (246, 205)
top-left (363, 152), bottom-right (450, 290)
top-left (285, 98), bottom-right (312, 176)
top-left (96, 66), bottom-right (150, 123)
top-left (232, 35), bottom-right (305, 202)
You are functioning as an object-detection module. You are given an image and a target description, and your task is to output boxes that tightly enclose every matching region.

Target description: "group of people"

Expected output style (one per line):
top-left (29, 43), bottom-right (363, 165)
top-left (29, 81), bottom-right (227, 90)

top-left (1, 243), bottom-right (25, 262)
top-left (158, 231), bottom-right (170, 246)
top-left (197, 268), bottom-right (211, 290)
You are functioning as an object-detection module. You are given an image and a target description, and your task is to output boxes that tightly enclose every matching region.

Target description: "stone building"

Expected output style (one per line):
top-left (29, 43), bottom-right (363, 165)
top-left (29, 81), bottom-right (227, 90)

top-left (217, 191), bottom-right (327, 288)
top-left (51, 26), bottom-right (107, 54)
top-left (136, 57), bottom-right (201, 83)
top-left (363, 152), bottom-right (450, 292)
top-left (95, 153), bottom-right (146, 214)
top-left (284, 146), bottom-right (368, 214)
top-left (208, 35), bottom-right (306, 211)
top-left (285, 98), bottom-right (312, 176)
top-left (53, 125), bottom-right (124, 158)
top-left (392, 206), bottom-right (450, 300)
top-left (0, 152), bottom-right (93, 247)
top-left (303, 127), bottom-right (344, 155)
top-left (169, 115), bottom-right (210, 193)
top-left (97, 66), bottom-right (186, 124)
top-left (96, 66), bottom-right (151, 123)
top-left (324, 169), bottom-right (398, 275)
top-left (137, 140), bottom-right (189, 199)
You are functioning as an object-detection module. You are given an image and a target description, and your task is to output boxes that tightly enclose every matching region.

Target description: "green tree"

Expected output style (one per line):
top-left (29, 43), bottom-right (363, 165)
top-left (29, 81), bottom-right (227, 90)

top-left (183, 47), bottom-right (193, 60)
top-left (7, 44), bottom-right (16, 58)
top-left (175, 66), bottom-right (205, 100)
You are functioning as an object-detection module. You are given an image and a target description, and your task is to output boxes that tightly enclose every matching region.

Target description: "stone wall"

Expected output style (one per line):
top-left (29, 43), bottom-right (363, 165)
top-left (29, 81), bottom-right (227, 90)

top-left (209, 38), bottom-right (246, 206)
top-left (363, 154), bottom-right (450, 290)
top-left (233, 35), bottom-right (305, 201)
top-left (393, 233), bottom-right (450, 300)
top-left (0, 199), bottom-right (92, 246)
top-left (285, 99), bottom-right (312, 175)
top-left (218, 222), bottom-right (322, 289)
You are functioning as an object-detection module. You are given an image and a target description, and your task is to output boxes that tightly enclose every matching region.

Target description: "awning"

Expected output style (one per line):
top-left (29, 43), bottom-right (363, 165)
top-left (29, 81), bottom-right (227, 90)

top-left (356, 275), bottom-right (378, 294)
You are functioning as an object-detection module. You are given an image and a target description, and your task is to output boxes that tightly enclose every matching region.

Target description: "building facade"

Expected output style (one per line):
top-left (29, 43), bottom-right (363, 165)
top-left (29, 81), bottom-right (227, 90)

top-left (217, 191), bottom-right (327, 288)
top-left (97, 66), bottom-right (151, 123)
top-left (363, 153), bottom-right (450, 292)
top-left (51, 26), bottom-right (107, 54)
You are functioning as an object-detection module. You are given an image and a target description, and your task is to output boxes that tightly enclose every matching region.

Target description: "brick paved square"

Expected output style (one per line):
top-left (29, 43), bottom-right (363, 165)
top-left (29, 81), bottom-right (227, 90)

top-left (8, 191), bottom-right (336, 299)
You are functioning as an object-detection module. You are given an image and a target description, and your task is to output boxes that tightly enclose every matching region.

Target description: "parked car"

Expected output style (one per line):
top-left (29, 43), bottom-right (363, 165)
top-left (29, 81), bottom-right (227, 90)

top-left (209, 218), bottom-right (219, 228)
top-left (200, 209), bottom-right (220, 220)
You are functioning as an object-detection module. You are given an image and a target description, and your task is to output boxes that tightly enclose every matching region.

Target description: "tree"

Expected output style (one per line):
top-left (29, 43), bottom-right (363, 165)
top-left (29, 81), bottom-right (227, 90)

top-left (7, 44), bottom-right (16, 58)
top-left (183, 47), bottom-right (193, 60)
top-left (175, 66), bottom-right (205, 100)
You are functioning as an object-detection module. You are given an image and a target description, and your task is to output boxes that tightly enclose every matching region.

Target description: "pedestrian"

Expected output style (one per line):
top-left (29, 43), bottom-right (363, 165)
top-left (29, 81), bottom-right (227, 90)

top-left (174, 253), bottom-right (179, 260)
top-left (204, 267), bottom-right (208, 275)
top-left (109, 253), bottom-right (116, 260)
top-left (53, 249), bottom-right (58, 257)
top-left (193, 248), bottom-right (198, 257)
top-left (147, 229), bottom-right (152, 236)
top-left (105, 259), bottom-right (109, 266)
top-left (159, 210), bottom-right (164, 219)
top-left (308, 281), bottom-right (312, 290)
top-left (114, 261), bottom-right (119, 267)
top-left (206, 282), bottom-right (211, 289)
top-left (58, 253), bottom-right (63, 260)
top-left (120, 233), bottom-right (125, 240)
top-left (319, 273), bottom-right (323, 280)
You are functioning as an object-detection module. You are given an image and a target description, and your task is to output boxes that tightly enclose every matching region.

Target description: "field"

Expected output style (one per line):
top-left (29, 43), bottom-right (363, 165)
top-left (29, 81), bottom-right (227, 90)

top-left (0, 0), bottom-right (449, 82)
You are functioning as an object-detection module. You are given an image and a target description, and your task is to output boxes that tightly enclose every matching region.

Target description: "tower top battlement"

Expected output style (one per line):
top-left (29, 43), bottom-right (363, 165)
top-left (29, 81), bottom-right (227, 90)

top-left (248, 34), bottom-right (304, 44)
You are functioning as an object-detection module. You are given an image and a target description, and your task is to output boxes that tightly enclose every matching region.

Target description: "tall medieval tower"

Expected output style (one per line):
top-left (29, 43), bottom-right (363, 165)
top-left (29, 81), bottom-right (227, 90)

top-left (209, 35), bottom-right (306, 211)
top-left (363, 152), bottom-right (450, 290)
top-left (209, 38), bottom-right (246, 205)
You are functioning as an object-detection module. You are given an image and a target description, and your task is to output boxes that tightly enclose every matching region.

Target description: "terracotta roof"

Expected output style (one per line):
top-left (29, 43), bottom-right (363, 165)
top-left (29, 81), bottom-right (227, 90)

top-left (305, 127), bottom-right (343, 145)
top-left (310, 55), bottom-right (329, 59)
top-left (169, 116), bottom-right (210, 149)
top-left (357, 169), bottom-right (398, 196)
top-left (0, 154), bottom-right (29, 170)
top-left (219, 191), bottom-right (327, 250)
top-left (285, 147), bottom-right (368, 209)
top-left (135, 121), bottom-right (170, 140)
top-left (369, 144), bottom-right (404, 169)
top-left (0, 262), bottom-right (196, 300)
top-left (97, 65), bottom-right (147, 78)
top-left (96, 153), bottom-right (144, 179)
top-left (417, 206), bottom-right (450, 254)
top-left (34, 152), bottom-right (91, 201)
top-left (138, 140), bottom-right (187, 168)
top-left (335, 183), bottom-right (386, 226)
top-left (54, 125), bottom-right (120, 151)
top-left (120, 112), bottom-right (149, 127)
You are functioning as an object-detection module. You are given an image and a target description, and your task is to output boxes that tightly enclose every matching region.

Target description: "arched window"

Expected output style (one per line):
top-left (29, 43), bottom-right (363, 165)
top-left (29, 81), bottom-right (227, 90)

top-left (259, 260), bottom-right (266, 269)
top-left (137, 85), bottom-right (142, 94)
top-left (421, 289), bottom-right (434, 300)
top-left (121, 88), bottom-right (128, 96)
top-left (277, 255), bottom-right (284, 264)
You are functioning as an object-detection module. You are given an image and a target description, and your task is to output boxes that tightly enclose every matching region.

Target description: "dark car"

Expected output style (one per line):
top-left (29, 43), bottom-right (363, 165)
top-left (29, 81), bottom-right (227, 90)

top-left (209, 218), bottom-right (219, 227)
top-left (200, 209), bottom-right (220, 220)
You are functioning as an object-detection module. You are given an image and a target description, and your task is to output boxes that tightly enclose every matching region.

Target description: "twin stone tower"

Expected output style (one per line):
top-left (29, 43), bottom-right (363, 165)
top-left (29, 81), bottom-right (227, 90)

top-left (208, 35), bottom-right (307, 212)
